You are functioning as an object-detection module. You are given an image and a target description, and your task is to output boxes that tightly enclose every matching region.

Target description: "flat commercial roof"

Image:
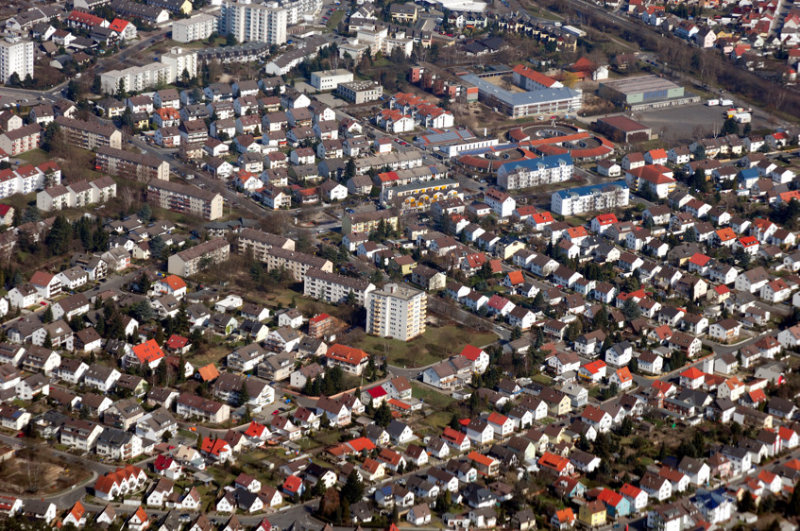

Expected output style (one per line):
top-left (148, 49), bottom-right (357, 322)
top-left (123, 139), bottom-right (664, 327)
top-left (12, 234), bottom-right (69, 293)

top-left (460, 73), bottom-right (581, 107)
top-left (597, 115), bottom-right (651, 133)
top-left (599, 75), bottom-right (681, 94)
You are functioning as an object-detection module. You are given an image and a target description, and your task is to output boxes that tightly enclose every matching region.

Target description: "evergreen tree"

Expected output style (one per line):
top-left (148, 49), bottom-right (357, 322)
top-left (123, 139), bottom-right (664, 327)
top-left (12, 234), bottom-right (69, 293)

top-left (41, 305), bottom-right (53, 323)
top-left (374, 401), bottom-right (392, 427)
top-left (340, 470), bottom-right (364, 504)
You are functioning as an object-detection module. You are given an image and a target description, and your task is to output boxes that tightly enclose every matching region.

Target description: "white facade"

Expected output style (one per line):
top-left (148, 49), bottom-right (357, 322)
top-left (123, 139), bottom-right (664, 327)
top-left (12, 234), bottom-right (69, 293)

top-left (551, 181), bottom-right (630, 216)
top-left (0, 37), bottom-right (33, 84)
top-left (100, 48), bottom-right (198, 94)
top-left (172, 14), bottom-right (217, 43)
top-left (365, 283), bottom-right (427, 341)
top-left (221, 1), bottom-right (288, 45)
top-left (310, 69), bottom-right (354, 91)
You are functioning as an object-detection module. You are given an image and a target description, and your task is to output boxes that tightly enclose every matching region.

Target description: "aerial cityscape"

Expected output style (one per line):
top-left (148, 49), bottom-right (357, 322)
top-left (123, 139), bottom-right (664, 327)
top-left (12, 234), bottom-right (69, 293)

top-left (0, 0), bottom-right (797, 528)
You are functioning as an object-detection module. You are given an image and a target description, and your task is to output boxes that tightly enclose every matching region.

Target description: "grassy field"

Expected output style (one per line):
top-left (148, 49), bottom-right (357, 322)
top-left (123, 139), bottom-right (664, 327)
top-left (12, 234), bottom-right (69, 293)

top-left (411, 382), bottom-right (455, 409)
top-left (17, 148), bottom-right (53, 166)
top-left (352, 325), bottom-right (496, 368)
top-left (325, 9), bottom-right (344, 30)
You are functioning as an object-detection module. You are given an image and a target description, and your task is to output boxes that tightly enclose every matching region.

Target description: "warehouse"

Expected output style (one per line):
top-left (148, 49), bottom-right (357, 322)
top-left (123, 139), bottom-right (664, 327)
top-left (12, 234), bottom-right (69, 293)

top-left (596, 115), bottom-right (652, 143)
top-left (598, 76), bottom-right (697, 110)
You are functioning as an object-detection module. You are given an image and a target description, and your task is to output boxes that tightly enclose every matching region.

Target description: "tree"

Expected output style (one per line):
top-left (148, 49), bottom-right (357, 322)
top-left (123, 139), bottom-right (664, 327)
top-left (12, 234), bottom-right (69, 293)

top-left (340, 470), bottom-right (364, 504)
top-left (737, 491), bottom-right (755, 513)
top-left (344, 158), bottom-right (356, 180)
top-left (622, 298), bottom-right (641, 321)
top-left (45, 216), bottom-right (72, 256)
top-left (374, 401), bottom-right (392, 427)
top-left (789, 479), bottom-right (800, 516)
top-left (41, 305), bottom-right (53, 323)
top-left (137, 204), bottom-right (152, 222)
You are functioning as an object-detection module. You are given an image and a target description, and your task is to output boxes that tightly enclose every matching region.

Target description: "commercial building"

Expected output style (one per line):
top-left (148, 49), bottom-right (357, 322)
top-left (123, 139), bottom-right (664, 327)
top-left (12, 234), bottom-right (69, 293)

top-left (168, 238), bottom-right (230, 276)
top-left (310, 69), bottom-right (353, 91)
top-left (460, 71), bottom-right (582, 118)
top-left (551, 180), bottom-right (630, 216)
top-left (54, 116), bottom-right (123, 151)
top-left (365, 283), bottom-right (427, 341)
top-left (0, 37), bottom-right (34, 84)
top-left (335, 80), bottom-right (383, 104)
top-left (598, 76), bottom-right (696, 110)
top-left (220, 0), bottom-right (288, 45)
top-left (147, 180), bottom-right (224, 220)
top-left (100, 48), bottom-right (197, 94)
top-left (95, 146), bottom-right (170, 181)
top-left (171, 13), bottom-right (216, 43)
top-left (304, 268), bottom-right (376, 305)
top-left (496, 154), bottom-right (574, 191)
top-left (596, 115), bottom-right (652, 143)
top-left (414, 128), bottom-right (498, 158)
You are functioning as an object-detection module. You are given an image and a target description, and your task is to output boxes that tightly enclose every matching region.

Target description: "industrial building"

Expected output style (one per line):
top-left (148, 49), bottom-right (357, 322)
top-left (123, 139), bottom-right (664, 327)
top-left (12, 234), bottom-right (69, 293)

top-left (551, 180), bottom-right (630, 216)
top-left (596, 115), bottom-right (653, 143)
top-left (598, 76), bottom-right (698, 110)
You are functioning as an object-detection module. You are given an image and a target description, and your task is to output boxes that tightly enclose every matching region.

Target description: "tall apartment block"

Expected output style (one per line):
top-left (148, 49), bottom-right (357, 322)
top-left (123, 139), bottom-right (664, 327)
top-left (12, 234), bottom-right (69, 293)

top-left (0, 37), bottom-right (34, 84)
top-left (220, 0), bottom-right (288, 45)
top-left (365, 283), bottom-right (427, 341)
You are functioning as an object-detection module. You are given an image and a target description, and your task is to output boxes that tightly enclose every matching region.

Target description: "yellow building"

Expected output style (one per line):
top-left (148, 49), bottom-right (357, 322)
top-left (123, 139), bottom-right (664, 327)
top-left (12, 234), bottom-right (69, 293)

top-left (579, 501), bottom-right (607, 528)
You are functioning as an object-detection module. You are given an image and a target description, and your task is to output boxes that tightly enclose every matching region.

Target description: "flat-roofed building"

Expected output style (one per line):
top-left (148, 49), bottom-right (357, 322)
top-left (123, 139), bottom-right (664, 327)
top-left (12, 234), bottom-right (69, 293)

top-left (598, 75), bottom-right (686, 108)
top-left (596, 115), bottom-right (652, 143)
top-left (496, 154), bottom-right (573, 191)
top-left (365, 283), bottom-right (427, 341)
top-left (335, 80), bottom-right (383, 104)
top-left (172, 13), bottom-right (216, 43)
top-left (460, 72), bottom-right (582, 118)
top-left (310, 69), bottom-right (354, 90)
top-left (551, 180), bottom-right (630, 216)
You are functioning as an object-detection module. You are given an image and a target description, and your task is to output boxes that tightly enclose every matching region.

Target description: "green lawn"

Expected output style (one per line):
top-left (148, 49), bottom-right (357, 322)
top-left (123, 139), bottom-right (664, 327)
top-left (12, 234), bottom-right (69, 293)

top-left (17, 148), bottom-right (51, 166)
top-left (352, 325), bottom-right (496, 368)
top-left (531, 373), bottom-right (553, 386)
top-left (325, 9), bottom-right (344, 30)
top-left (411, 382), bottom-right (455, 409)
top-left (423, 410), bottom-right (454, 430)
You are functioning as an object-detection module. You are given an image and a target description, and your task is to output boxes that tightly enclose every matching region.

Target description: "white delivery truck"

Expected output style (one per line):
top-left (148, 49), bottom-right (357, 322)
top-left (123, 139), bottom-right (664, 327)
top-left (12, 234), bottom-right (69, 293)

top-left (720, 98), bottom-right (734, 106)
top-left (706, 99), bottom-right (719, 106)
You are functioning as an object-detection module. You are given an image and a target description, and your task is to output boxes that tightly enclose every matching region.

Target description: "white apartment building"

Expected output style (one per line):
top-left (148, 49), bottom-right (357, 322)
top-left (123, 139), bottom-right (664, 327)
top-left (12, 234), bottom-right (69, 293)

top-left (304, 268), bottom-right (376, 305)
top-left (172, 14), bottom-right (217, 43)
top-left (496, 154), bottom-right (574, 191)
top-left (0, 37), bottom-right (33, 84)
top-left (551, 180), bottom-right (630, 216)
top-left (281, 0), bottom-right (323, 24)
top-left (365, 283), bottom-right (427, 341)
top-left (220, 1), bottom-right (288, 45)
top-left (310, 69), bottom-right (354, 91)
top-left (100, 48), bottom-right (197, 94)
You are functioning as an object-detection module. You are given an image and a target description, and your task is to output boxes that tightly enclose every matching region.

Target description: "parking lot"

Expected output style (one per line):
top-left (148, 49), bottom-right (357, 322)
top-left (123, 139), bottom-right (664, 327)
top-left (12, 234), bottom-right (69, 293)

top-left (631, 102), bottom-right (769, 144)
